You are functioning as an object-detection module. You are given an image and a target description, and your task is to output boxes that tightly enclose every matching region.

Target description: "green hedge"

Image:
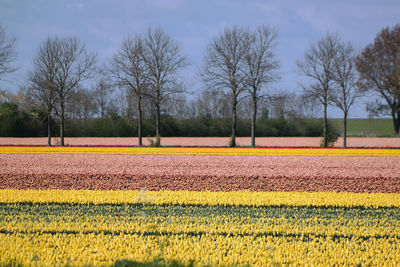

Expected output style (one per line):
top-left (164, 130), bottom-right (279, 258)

top-left (0, 102), bottom-right (327, 137)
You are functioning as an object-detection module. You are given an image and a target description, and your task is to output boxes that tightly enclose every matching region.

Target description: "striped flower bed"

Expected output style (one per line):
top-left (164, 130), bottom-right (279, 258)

top-left (1, 146), bottom-right (400, 266)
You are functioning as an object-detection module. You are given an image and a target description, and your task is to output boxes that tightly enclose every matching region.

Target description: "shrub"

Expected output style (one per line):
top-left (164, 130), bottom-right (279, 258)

top-left (148, 136), bottom-right (161, 147)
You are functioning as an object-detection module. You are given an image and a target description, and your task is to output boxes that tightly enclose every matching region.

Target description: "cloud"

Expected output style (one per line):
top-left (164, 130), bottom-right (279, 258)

top-left (147, 0), bottom-right (185, 11)
top-left (66, 2), bottom-right (85, 11)
top-left (251, 0), bottom-right (400, 42)
top-left (290, 1), bottom-right (400, 41)
top-left (86, 16), bottom-right (150, 47)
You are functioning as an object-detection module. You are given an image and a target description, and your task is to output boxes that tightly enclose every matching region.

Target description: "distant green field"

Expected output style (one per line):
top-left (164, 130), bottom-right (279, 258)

top-left (330, 118), bottom-right (394, 137)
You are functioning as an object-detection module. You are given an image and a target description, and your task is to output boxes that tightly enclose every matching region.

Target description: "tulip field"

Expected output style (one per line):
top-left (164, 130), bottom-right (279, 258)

top-left (1, 140), bottom-right (400, 266)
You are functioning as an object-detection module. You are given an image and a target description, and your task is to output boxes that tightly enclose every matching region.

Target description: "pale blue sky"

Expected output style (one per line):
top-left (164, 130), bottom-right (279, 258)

top-left (1, 0), bottom-right (400, 117)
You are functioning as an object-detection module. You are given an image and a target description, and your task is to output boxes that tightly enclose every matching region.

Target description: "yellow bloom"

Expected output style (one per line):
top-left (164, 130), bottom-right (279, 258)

top-left (1, 189), bottom-right (399, 208)
top-left (1, 146), bottom-right (399, 157)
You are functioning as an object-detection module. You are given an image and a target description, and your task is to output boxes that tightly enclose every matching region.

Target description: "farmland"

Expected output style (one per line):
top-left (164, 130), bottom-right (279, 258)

top-left (1, 139), bottom-right (400, 266)
top-left (330, 118), bottom-right (394, 137)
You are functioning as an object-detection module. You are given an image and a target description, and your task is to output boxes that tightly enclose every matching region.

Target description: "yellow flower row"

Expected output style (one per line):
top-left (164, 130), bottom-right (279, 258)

top-left (3, 208), bottom-right (398, 241)
top-left (2, 200), bottom-right (400, 266)
top-left (1, 189), bottom-right (400, 207)
top-left (1, 231), bottom-right (399, 266)
top-left (1, 146), bottom-right (400, 156)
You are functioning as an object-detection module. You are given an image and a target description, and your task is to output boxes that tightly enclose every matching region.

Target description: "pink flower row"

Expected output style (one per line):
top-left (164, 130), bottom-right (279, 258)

top-left (1, 154), bottom-right (399, 192)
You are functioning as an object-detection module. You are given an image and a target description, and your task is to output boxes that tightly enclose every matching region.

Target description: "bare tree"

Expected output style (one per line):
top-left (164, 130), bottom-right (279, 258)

top-left (164, 93), bottom-right (192, 119)
top-left (91, 78), bottom-right (114, 118)
top-left (108, 36), bottom-right (148, 146)
top-left (0, 24), bottom-right (17, 80)
top-left (201, 26), bottom-right (250, 147)
top-left (30, 37), bottom-right (96, 146)
top-left (0, 89), bottom-right (6, 102)
top-left (268, 92), bottom-right (290, 119)
top-left (356, 24), bottom-right (400, 136)
top-left (144, 28), bottom-right (187, 146)
top-left (55, 37), bottom-right (96, 145)
top-left (244, 25), bottom-right (280, 147)
top-left (28, 38), bottom-right (58, 146)
top-left (196, 88), bottom-right (231, 119)
top-left (296, 33), bottom-right (339, 147)
top-left (67, 87), bottom-right (96, 120)
top-left (298, 92), bottom-right (321, 119)
top-left (330, 40), bottom-right (362, 147)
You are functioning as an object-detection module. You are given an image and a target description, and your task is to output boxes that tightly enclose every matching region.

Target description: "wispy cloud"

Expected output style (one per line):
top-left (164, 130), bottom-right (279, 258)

top-left (146, 0), bottom-right (185, 11)
top-left (66, 2), bottom-right (85, 11)
top-left (289, 1), bottom-right (400, 41)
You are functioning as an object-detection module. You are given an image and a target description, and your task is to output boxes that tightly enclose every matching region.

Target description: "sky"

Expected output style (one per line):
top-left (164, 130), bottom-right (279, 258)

top-left (1, 0), bottom-right (400, 118)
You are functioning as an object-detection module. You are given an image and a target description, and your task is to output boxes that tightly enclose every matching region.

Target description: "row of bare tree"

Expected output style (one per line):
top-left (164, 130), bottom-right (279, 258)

top-left (297, 34), bottom-right (362, 147)
top-left (201, 26), bottom-right (279, 147)
top-left (25, 28), bottom-right (187, 146)
top-left (27, 37), bottom-right (96, 146)
top-left (24, 26), bottom-right (279, 147)
top-left (297, 25), bottom-right (400, 146)
top-left (202, 24), bottom-right (400, 147)
top-left (1, 24), bottom-right (399, 147)
top-left (107, 28), bottom-right (187, 146)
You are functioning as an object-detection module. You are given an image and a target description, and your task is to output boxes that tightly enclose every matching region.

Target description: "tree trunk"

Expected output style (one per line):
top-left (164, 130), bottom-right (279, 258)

top-left (100, 105), bottom-right (104, 118)
top-left (393, 111), bottom-right (400, 137)
top-left (155, 101), bottom-right (161, 146)
top-left (323, 102), bottom-right (328, 148)
top-left (231, 98), bottom-right (237, 147)
top-left (251, 96), bottom-right (257, 147)
top-left (137, 97), bottom-right (143, 147)
top-left (343, 112), bottom-right (347, 148)
top-left (60, 102), bottom-right (65, 146)
top-left (47, 110), bottom-right (52, 147)
top-left (396, 94), bottom-right (400, 137)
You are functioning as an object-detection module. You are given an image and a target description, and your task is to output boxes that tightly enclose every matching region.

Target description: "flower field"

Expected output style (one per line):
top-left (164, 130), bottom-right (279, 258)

top-left (1, 198), bottom-right (400, 266)
top-left (1, 145), bottom-right (400, 266)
